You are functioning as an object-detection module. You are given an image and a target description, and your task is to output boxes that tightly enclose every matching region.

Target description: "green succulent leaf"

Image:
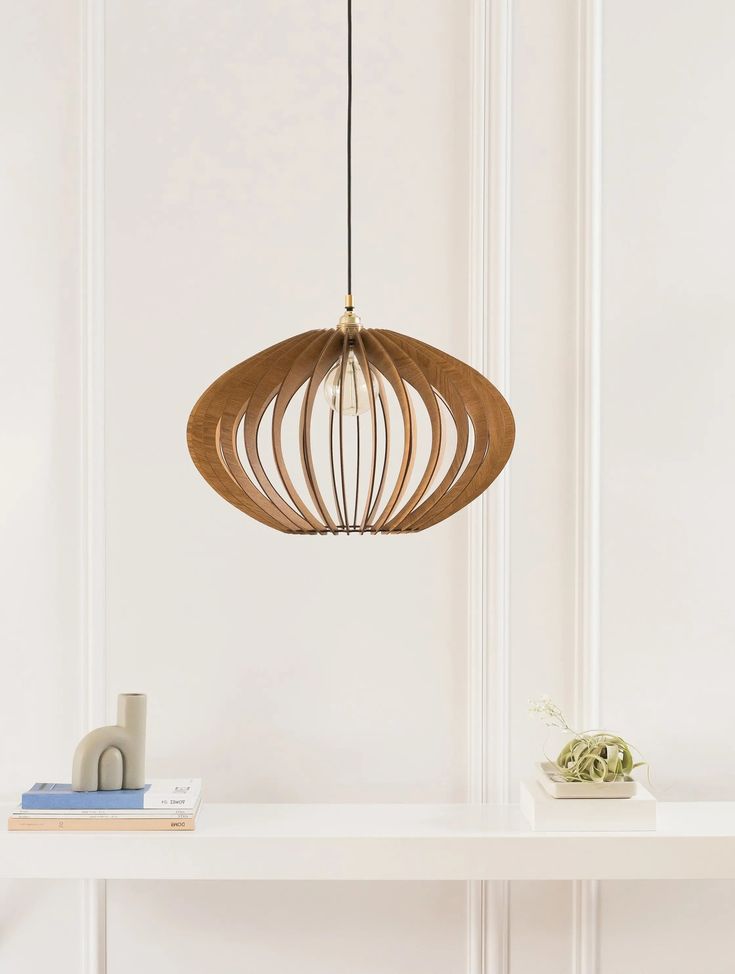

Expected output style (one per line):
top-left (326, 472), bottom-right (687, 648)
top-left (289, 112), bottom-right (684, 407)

top-left (553, 731), bottom-right (644, 783)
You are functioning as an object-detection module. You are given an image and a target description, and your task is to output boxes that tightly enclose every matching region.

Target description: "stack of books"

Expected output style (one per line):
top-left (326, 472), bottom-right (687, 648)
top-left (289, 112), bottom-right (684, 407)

top-left (8, 778), bottom-right (201, 831)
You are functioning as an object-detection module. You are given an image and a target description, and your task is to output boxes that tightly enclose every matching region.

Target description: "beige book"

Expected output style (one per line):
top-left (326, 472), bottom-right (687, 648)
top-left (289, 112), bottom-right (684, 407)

top-left (8, 816), bottom-right (196, 832)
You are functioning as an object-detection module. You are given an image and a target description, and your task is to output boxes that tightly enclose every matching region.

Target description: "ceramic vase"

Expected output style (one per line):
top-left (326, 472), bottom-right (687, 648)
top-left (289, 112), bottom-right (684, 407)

top-left (71, 693), bottom-right (147, 791)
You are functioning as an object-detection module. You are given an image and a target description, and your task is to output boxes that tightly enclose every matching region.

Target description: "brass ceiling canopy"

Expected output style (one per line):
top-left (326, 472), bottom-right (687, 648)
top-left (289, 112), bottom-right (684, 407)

top-left (187, 3), bottom-right (515, 535)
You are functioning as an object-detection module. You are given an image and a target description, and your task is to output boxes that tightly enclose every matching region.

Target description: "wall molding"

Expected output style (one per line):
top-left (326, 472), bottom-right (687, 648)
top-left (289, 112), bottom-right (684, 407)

top-left (573, 1), bottom-right (602, 972)
top-left (80, 1), bottom-right (107, 971)
top-left (467, 1), bottom-right (512, 972)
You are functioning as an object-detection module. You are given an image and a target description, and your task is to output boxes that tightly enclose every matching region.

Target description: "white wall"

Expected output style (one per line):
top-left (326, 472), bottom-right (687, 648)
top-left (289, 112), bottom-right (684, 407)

top-left (599, 2), bottom-right (735, 970)
top-left (2, 2), bottom-right (735, 973)
top-left (0, 2), bottom-right (84, 969)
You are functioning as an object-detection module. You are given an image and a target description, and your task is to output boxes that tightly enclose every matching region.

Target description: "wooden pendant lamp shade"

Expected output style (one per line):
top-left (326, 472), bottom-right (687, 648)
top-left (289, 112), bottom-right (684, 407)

top-left (187, 1), bottom-right (514, 531)
top-left (187, 321), bottom-right (515, 534)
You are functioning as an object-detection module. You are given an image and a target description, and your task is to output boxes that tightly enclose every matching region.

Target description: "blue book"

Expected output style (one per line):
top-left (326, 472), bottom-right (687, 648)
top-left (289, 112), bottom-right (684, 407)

top-left (22, 783), bottom-right (150, 810)
top-left (21, 779), bottom-right (200, 810)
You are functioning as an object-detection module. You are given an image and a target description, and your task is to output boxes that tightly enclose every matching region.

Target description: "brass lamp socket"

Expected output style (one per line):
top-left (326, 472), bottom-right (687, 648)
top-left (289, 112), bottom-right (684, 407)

top-left (338, 294), bottom-right (362, 331)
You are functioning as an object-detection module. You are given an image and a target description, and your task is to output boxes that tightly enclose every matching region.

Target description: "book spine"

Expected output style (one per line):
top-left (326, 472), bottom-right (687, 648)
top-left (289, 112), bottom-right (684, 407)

top-left (8, 817), bottom-right (195, 832)
top-left (21, 795), bottom-right (143, 810)
top-left (142, 794), bottom-right (200, 810)
top-left (11, 809), bottom-right (196, 819)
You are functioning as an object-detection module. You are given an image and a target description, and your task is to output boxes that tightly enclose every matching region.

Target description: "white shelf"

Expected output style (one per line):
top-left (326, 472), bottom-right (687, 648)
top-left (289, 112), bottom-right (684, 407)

top-left (2, 802), bottom-right (735, 881)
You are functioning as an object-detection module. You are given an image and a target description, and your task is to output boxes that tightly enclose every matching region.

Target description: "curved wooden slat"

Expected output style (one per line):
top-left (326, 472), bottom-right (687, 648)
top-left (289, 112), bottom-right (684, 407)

top-left (270, 331), bottom-right (335, 532)
top-left (361, 331), bottom-right (415, 532)
top-left (215, 339), bottom-right (317, 532)
top-left (352, 331), bottom-right (377, 533)
top-left (337, 332), bottom-right (351, 534)
top-left (394, 335), bottom-right (514, 531)
top-left (299, 330), bottom-right (343, 532)
top-left (221, 331), bottom-right (320, 532)
top-left (380, 330), bottom-right (471, 531)
top-left (328, 408), bottom-right (345, 529)
top-left (353, 415), bottom-right (361, 529)
top-left (187, 337), bottom-right (305, 532)
top-left (188, 347), bottom-right (286, 529)
top-left (364, 370), bottom-right (391, 529)
top-left (372, 331), bottom-right (443, 531)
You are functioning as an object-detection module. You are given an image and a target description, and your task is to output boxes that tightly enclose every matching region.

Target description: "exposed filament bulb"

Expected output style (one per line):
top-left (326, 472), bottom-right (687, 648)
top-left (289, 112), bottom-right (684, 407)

top-left (323, 349), bottom-right (376, 416)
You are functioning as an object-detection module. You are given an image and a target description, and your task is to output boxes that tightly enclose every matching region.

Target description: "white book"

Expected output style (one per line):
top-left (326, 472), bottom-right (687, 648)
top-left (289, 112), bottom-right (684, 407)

top-left (12, 798), bottom-right (201, 820)
top-left (520, 779), bottom-right (656, 832)
top-left (136, 779), bottom-right (202, 809)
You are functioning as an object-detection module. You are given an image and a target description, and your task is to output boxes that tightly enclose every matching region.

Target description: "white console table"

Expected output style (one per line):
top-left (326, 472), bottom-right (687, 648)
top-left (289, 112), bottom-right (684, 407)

top-left (2, 802), bottom-right (735, 881)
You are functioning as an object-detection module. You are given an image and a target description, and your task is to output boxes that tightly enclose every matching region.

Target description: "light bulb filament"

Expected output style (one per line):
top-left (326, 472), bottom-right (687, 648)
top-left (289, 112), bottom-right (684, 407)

top-left (323, 349), bottom-right (374, 416)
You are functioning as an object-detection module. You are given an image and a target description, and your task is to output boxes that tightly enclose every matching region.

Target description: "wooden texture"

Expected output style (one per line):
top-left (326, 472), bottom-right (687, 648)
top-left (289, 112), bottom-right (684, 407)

top-left (187, 327), bottom-right (515, 534)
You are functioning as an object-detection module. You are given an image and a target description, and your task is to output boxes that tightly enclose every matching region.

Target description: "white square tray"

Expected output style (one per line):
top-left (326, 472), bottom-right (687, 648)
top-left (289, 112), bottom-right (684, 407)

top-left (536, 762), bottom-right (637, 799)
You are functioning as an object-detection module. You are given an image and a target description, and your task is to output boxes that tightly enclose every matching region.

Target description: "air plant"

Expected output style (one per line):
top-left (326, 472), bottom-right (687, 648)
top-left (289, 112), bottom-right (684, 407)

top-left (528, 696), bottom-right (646, 783)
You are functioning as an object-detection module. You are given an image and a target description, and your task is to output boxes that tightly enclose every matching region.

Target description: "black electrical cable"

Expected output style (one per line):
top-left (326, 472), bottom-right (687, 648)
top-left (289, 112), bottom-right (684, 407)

top-left (346, 0), bottom-right (353, 307)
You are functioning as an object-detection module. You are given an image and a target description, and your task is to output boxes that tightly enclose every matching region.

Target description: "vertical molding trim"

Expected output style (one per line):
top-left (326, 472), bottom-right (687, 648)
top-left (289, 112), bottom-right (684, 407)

top-left (468, 1), bottom-right (512, 973)
top-left (573, 2), bottom-right (602, 973)
top-left (80, 1), bottom-right (107, 972)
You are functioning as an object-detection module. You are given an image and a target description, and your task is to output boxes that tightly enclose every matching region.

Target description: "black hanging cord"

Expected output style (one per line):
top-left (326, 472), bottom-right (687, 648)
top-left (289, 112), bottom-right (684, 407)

top-left (346, 0), bottom-right (353, 306)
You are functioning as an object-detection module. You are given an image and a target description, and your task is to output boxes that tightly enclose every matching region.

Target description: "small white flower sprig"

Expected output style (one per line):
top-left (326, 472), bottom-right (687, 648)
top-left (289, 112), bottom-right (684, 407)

top-left (528, 696), bottom-right (646, 783)
top-left (528, 696), bottom-right (573, 731)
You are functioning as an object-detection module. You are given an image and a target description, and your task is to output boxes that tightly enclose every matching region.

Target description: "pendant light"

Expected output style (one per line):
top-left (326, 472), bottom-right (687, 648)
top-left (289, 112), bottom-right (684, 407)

top-left (187, 1), bottom-right (515, 535)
